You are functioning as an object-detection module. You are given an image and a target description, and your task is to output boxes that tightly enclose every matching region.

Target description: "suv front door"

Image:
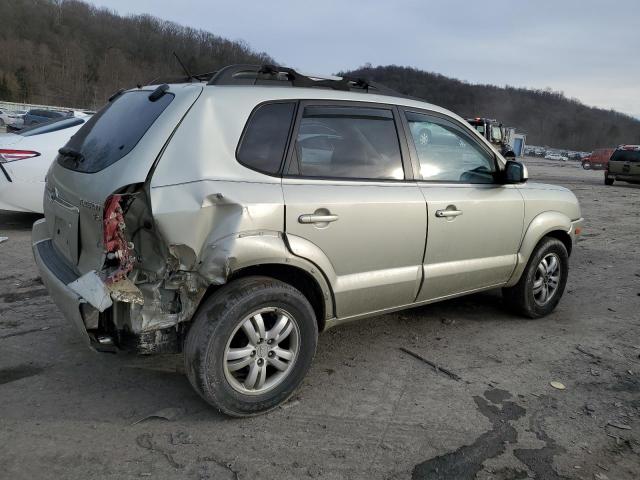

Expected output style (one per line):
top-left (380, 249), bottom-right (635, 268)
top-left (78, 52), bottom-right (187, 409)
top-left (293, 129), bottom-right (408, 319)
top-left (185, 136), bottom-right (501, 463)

top-left (283, 103), bottom-right (427, 318)
top-left (402, 110), bottom-right (525, 301)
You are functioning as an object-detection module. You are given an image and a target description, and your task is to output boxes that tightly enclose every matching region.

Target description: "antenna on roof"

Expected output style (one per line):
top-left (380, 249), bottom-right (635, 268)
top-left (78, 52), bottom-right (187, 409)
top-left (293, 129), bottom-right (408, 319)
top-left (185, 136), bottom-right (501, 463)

top-left (173, 52), bottom-right (194, 82)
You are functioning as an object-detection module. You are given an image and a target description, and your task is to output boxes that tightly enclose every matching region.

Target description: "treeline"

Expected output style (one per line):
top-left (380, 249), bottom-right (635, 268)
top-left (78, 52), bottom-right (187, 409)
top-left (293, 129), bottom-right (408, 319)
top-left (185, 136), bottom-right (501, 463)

top-left (0, 0), bottom-right (272, 108)
top-left (342, 65), bottom-right (640, 151)
top-left (1, 1), bottom-right (638, 150)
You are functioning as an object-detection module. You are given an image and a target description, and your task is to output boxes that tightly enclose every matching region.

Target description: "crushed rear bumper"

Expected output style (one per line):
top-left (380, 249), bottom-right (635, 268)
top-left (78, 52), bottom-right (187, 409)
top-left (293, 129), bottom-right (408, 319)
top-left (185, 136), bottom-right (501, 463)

top-left (31, 218), bottom-right (94, 345)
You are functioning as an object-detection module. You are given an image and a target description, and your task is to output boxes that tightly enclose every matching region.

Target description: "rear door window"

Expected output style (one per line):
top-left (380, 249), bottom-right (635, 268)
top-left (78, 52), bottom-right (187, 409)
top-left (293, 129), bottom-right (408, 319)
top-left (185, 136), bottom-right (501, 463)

top-left (236, 102), bottom-right (296, 174)
top-left (292, 106), bottom-right (404, 180)
top-left (58, 91), bottom-right (174, 173)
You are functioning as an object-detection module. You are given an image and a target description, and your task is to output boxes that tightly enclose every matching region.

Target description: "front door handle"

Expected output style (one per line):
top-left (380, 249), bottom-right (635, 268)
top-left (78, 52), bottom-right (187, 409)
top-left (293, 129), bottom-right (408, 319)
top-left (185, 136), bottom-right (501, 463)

top-left (435, 208), bottom-right (463, 218)
top-left (298, 213), bottom-right (339, 224)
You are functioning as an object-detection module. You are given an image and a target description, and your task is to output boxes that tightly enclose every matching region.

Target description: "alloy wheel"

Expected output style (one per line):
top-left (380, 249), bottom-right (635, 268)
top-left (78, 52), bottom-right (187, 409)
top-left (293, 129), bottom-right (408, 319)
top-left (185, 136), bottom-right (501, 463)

top-left (532, 253), bottom-right (561, 306)
top-left (223, 307), bottom-right (300, 395)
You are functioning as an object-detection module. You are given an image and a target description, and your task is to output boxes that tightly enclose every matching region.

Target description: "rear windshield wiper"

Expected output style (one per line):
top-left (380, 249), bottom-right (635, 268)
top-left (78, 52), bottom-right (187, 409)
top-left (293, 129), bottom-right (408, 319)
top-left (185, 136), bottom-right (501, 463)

top-left (58, 147), bottom-right (85, 163)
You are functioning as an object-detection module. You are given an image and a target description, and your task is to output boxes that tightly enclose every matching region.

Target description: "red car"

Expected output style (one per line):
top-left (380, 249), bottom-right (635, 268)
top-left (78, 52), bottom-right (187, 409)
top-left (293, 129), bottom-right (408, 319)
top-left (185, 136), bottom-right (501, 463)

top-left (582, 148), bottom-right (614, 170)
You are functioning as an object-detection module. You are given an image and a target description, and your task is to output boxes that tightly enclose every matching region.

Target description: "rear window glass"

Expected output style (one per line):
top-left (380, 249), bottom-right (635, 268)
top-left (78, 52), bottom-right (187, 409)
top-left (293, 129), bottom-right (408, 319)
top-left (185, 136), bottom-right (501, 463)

top-left (237, 102), bottom-right (296, 174)
top-left (610, 149), bottom-right (640, 162)
top-left (57, 91), bottom-right (173, 173)
top-left (19, 117), bottom-right (86, 137)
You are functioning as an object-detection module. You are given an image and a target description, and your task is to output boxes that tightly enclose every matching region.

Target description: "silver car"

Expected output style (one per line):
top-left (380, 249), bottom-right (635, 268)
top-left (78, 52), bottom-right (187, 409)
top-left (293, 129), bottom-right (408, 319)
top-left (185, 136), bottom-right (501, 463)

top-left (32, 65), bottom-right (583, 416)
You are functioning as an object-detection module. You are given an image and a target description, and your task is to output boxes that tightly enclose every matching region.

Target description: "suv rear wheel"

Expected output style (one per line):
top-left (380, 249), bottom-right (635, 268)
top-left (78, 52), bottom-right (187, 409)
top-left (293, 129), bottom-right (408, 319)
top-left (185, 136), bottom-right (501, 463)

top-left (502, 237), bottom-right (568, 318)
top-left (184, 276), bottom-right (318, 417)
top-left (604, 175), bottom-right (614, 185)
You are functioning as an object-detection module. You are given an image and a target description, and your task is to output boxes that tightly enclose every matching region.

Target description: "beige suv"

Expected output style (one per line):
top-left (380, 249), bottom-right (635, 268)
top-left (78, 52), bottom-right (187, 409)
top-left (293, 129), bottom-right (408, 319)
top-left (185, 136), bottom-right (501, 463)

top-left (605, 145), bottom-right (640, 185)
top-left (32, 65), bottom-right (583, 416)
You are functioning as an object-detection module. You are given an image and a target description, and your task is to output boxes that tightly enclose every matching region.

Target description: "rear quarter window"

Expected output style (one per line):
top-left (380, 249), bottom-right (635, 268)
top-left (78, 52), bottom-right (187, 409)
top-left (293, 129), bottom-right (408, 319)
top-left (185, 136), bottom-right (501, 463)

top-left (57, 90), bottom-right (174, 173)
top-left (236, 102), bottom-right (296, 175)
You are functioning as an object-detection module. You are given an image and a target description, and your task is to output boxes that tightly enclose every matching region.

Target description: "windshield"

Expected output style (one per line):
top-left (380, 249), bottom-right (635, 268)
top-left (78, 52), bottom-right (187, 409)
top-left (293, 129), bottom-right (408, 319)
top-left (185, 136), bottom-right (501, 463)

top-left (18, 117), bottom-right (86, 137)
top-left (491, 126), bottom-right (503, 142)
top-left (57, 90), bottom-right (174, 173)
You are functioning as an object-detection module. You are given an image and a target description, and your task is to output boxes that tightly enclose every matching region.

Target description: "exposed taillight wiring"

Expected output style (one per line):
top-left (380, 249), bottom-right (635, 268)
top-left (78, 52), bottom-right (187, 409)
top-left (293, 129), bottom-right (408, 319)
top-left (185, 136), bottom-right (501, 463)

top-left (103, 195), bottom-right (135, 285)
top-left (0, 149), bottom-right (41, 162)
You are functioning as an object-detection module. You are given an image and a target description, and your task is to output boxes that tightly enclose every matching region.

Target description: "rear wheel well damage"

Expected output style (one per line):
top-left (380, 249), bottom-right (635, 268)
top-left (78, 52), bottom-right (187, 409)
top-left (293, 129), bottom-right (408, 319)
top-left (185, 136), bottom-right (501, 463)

top-left (202, 264), bottom-right (328, 332)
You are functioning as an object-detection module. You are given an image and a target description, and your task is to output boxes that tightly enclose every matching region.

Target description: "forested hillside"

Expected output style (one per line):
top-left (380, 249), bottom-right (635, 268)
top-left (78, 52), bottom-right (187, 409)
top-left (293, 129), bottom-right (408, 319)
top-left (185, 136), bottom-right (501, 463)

top-left (343, 65), bottom-right (640, 150)
top-left (1, 1), bottom-right (638, 150)
top-left (0, 0), bottom-right (272, 108)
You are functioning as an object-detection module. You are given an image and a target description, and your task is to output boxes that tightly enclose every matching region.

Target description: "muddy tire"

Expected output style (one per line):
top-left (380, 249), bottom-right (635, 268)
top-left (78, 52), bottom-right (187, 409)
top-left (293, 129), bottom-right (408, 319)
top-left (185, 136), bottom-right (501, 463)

top-left (502, 237), bottom-right (569, 319)
top-left (184, 276), bottom-right (317, 417)
top-left (582, 161), bottom-right (591, 170)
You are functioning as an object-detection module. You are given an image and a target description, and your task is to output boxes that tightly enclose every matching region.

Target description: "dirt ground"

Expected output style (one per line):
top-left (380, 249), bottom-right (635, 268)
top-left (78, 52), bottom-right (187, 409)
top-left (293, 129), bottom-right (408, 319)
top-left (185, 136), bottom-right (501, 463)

top-left (1, 158), bottom-right (639, 480)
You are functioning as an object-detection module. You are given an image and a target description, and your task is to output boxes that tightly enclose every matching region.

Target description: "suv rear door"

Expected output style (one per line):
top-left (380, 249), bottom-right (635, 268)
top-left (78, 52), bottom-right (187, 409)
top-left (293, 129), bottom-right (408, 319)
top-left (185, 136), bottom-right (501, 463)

top-left (401, 109), bottom-right (525, 301)
top-left (43, 84), bottom-right (202, 274)
top-left (283, 102), bottom-right (427, 318)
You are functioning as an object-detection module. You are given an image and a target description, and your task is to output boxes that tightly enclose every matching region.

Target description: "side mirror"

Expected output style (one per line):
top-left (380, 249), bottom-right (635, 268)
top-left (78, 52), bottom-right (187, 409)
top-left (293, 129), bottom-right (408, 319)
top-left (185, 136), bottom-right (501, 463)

top-left (504, 160), bottom-right (528, 183)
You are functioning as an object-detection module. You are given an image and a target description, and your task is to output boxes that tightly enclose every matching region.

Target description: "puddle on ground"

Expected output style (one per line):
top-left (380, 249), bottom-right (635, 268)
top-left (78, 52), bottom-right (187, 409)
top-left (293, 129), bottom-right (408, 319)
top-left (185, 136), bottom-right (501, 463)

top-left (412, 388), bottom-right (568, 480)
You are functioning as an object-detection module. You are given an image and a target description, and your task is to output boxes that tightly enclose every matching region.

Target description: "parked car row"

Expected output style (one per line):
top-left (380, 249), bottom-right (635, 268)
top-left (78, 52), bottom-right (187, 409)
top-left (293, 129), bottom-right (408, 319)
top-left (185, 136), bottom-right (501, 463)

top-left (525, 146), bottom-right (589, 161)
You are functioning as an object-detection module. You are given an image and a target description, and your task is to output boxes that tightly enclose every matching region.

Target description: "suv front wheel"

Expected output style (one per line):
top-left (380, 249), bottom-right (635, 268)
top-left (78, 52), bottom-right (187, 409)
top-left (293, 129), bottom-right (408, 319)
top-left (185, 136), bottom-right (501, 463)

top-left (502, 237), bottom-right (569, 318)
top-left (184, 276), bottom-right (318, 417)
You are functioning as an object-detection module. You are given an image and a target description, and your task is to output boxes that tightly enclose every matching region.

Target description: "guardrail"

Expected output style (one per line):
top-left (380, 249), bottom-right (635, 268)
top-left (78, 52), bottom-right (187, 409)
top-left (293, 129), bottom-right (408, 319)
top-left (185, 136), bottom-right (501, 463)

top-left (0, 100), bottom-right (90, 114)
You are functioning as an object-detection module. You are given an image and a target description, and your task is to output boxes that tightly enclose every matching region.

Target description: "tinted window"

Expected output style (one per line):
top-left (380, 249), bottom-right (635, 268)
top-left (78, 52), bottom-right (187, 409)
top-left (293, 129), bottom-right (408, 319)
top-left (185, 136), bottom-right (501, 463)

top-left (610, 149), bottom-right (640, 162)
top-left (58, 91), bottom-right (173, 173)
top-left (406, 112), bottom-right (496, 183)
top-left (237, 102), bottom-right (295, 174)
top-left (294, 106), bottom-right (403, 180)
top-left (19, 117), bottom-right (85, 137)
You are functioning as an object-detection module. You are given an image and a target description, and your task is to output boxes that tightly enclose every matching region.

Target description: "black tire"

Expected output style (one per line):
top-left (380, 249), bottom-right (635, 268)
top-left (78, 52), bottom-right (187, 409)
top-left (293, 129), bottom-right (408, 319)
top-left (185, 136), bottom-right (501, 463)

top-left (502, 237), bottom-right (569, 318)
top-left (604, 176), bottom-right (614, 185)
top-left (582, 161), bottom-right (591, 170)
top-left (184, 276), bottom-right (318, 417)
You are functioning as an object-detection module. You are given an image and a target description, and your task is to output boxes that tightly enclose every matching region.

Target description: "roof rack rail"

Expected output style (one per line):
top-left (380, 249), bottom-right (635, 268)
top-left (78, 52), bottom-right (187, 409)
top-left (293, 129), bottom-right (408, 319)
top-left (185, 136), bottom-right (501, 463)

top-left (146, 70), bottom-right (218, 86)
top-left (207, 64), bottom-right (404, 98)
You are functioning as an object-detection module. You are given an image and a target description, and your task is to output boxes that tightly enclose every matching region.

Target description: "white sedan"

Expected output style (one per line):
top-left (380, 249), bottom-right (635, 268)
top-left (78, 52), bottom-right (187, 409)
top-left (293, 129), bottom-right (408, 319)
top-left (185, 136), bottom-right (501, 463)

top-left (544, 152), bottom-right (568, 161)
top-left (0, 114), bottom-right (90, 213)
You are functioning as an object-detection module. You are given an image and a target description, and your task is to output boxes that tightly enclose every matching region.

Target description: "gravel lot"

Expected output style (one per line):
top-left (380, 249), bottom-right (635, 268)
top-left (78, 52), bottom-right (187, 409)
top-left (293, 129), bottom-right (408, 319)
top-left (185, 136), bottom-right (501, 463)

top-left (1, 158), bottom-right (639, 480)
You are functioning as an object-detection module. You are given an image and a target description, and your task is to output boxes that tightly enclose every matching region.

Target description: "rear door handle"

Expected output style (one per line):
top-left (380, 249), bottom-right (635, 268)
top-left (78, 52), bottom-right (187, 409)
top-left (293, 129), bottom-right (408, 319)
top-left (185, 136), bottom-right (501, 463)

top-left (298, 214), bottom-right (339, 224)
top-left (435, 208), bottom-right (463, 218)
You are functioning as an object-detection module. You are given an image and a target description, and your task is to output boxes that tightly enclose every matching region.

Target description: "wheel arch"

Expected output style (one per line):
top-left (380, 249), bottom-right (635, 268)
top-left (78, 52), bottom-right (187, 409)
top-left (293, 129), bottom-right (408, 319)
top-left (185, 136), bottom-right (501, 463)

top-left (227, 263), bottom-right (331, 332)
top-left (195, 232), bottom-right (335, 332)
top-left (505, 211), bottom-right (573, 287)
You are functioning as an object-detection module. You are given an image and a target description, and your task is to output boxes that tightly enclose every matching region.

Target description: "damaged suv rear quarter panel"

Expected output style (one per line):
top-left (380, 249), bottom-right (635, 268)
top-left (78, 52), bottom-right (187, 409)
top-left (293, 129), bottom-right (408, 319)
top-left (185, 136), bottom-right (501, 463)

top-left (149, 87), bottom-right (335, 320)
top-left (43, 84), bottom-right (204, 275)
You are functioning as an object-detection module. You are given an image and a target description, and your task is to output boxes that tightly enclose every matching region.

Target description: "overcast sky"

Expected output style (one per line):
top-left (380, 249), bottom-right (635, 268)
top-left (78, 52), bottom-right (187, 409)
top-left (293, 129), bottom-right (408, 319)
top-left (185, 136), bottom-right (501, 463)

top-left (86, 0), bottom-right (640, 117)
